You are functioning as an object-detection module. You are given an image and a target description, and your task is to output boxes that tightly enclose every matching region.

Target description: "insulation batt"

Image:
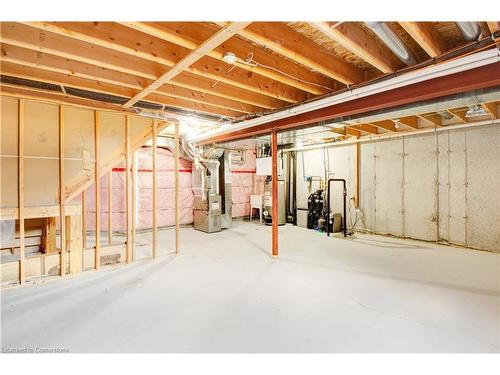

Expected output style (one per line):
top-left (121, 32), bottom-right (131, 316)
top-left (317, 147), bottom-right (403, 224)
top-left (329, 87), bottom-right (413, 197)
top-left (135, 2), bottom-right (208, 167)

top-left (82, 148), bottom-right (257, 230)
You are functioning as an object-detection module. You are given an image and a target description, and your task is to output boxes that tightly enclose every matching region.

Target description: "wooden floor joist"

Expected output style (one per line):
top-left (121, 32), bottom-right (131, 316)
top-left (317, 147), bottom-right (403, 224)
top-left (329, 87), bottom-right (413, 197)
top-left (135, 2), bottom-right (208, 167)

top-left (123, 22), bottom-right (251, 108)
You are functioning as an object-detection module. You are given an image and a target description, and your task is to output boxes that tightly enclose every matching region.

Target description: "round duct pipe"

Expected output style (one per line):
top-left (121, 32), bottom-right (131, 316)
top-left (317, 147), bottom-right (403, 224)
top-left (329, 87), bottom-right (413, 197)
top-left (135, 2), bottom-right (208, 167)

top-left (365, 22), bottom-right (416, 65)
top-left (455, 22), bottom-right (481, 41)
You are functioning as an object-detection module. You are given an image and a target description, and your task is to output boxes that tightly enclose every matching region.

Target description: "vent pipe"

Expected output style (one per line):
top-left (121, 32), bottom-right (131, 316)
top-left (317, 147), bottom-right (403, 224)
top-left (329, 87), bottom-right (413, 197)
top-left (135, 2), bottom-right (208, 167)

top-left (455, 22), bottom-right (481, 41)
top-left (365, 22), bottom-right (416, 65)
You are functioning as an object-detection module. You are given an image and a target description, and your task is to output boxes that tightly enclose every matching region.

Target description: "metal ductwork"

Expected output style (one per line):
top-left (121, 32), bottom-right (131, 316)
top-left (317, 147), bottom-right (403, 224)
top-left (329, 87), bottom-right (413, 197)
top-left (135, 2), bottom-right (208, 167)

top-left (455, 22), bottom-right (481, 41)
top-left (365, 22), bottom-right (416, 65)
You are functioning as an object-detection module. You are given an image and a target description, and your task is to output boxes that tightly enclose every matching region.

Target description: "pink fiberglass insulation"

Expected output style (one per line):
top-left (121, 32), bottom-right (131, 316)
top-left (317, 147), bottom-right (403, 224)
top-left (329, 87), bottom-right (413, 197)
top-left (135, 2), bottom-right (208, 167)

top-left (83, 147), bottom-right (257, 231)
top-left (83, 147), bottom-right (193, 231)
top-left (231, 149), bottom-right (256, 218)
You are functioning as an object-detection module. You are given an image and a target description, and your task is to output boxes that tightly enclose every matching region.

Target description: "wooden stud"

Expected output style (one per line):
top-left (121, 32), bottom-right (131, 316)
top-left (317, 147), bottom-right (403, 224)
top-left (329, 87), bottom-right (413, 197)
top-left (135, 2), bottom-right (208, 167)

top-left (81, 191), bottom-right (87, 249)
top-left (108, 171), bottom-right (113, 245)
top-left (94, 111), bottom-right (101, 269)
top-left (125, 115), bottom-right (132, 263)
top-left (486, 22), bottom-right (500, 34)
top-left (18, 98), bottom-right (25, 284)
top-left (271, 130), bottom-right (278, 257)
top-left (152, 120), bottom-right (158, 258)
top-left (174, 121), bottom-right (180, 255)
top-left (59, 105), bottom-right (66, 276)
top-left (132, 150), bottom-right (138, 261)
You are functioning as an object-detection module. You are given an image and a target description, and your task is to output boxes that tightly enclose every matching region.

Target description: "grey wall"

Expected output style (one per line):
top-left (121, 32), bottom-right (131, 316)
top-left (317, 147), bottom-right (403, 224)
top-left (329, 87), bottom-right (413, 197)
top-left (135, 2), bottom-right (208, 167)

top-left (296, 124), bottom-right (500, 252)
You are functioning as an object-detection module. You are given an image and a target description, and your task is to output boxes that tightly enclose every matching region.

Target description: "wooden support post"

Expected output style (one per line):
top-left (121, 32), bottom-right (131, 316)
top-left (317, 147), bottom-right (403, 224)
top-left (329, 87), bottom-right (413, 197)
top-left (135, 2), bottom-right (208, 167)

top-left (81, 191), bottom-right (86, 249)
top-left (152, 120), bottom-right (158, 258)
top-left (108, 171), bottom-right (113, 244)
top-left (18, 99), bottom-right (25, 284)
top-left (132, 150), bottom-right (138, 261)
top-left (174, 121), bottom-right (180, 255)
top-left (271, 130), bottom-right (278, 257)
top-left (94, 111), bottom-right (101, 269)
top-left (41, 217), bottom-right (57, 253)
top-left (354, 141), bottom-right (361, 208)
top-left (59, 105), bottom-right (66, 276)
top-left (125, 115), bottom-right (132, 263)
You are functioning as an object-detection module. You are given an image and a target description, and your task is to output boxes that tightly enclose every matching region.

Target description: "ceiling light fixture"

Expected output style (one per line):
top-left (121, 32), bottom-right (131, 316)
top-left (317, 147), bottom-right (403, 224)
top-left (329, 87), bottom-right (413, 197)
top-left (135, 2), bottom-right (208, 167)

top-left (222, 52), bottom-right (237, 64)
top-left (465, 105), bottom-right (489, 118)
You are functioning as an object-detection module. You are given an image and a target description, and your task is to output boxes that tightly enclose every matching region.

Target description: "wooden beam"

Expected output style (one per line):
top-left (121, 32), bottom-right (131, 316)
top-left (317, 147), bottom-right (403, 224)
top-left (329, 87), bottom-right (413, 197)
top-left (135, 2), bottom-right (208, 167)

top-left (446, 109), bottom-right (467, 123)
top-left (4, 22), bottom-right (300, 105)
top-left (108, 171), bottom-right (113, 245)
top-left (309, 22), bottom-right (402, 73)
top-left (345, 128), bottom-right (361, 137)
top-left (0, 83), bottom-right (131, 112)
top-left (368, 120), bottom-right (398, 132)
top-left (481, 102), bottom-right (498, 119)
top-left (1, 43), bottom-right (283, 110)
top-left (125, 115), bottom-right (132, 263)
top-left (152, 120), bottom-right (158, 259)
top-left (94, 111), bottom-right (101, 270)
top-left (0, 62), bottom-right (244, 118)
top-left (120, 22), bottom-right (336, 95)
top-left (348, 124), bottom-right (379, 135)
top-left (237, 22), bottom-right (364, 85)
top-left (123, 22), bottom-right (251, 108)
top-left (59, 105), bottom-right (66, 276)
top-left (271, 130), bottom-right (278, 257)
top-left (486, 22), bottom-right (500, 34)
top-left (397, 116), bottom-right (419, 129)
top-left (174, 121), bottom-right (180, 255)
top-left (399, 22), bottom-right (446, 58)
top-left (18, 98), bottom-right (25, 284)
top-left (417, 113), bottom-right (442, 127)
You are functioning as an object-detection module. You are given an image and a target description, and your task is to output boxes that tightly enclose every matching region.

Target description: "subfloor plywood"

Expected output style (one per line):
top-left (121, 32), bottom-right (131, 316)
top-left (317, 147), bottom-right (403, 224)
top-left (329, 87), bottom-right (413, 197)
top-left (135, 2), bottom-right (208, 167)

top-left (1, 222), bottom-right (498, 353)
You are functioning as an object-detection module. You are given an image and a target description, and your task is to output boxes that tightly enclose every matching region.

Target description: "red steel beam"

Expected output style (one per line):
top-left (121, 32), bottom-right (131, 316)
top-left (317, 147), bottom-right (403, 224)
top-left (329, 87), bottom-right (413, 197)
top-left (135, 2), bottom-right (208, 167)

top-left (271, 130), bottom-right (278, 257)
top-left (198, 62), bottom-right (500, 145)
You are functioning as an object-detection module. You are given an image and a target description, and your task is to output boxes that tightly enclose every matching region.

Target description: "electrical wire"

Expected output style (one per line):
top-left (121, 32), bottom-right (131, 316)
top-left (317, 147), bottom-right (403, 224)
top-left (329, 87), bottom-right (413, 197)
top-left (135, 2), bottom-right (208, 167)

top-left (240, 52), bottom-right (335, 92)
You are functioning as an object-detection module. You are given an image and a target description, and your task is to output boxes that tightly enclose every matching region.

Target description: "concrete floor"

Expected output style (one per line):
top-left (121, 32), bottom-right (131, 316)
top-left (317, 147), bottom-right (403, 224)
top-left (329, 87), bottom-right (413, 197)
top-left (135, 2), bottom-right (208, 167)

top-left (1, 222), bottom-right (499, 353)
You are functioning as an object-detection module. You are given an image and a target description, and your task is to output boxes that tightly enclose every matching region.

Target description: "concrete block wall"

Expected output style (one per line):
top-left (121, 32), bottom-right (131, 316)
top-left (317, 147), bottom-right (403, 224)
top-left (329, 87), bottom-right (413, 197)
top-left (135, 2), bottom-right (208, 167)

top-left (296, 124), bottom-right (500, 252)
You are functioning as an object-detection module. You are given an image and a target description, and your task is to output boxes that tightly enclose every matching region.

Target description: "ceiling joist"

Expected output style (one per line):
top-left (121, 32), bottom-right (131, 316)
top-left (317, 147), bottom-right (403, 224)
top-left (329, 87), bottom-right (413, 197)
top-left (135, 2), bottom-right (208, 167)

top-left (118, 21), bottom-right (336, 95)
top-left (309, 22), bottom-right (402, 74)
top-left (122, 22), bottom-right (251, 108)
top-left (233, 22), bottom-right (365, 85)
top-left (399, 22), bottom-right (447, 58)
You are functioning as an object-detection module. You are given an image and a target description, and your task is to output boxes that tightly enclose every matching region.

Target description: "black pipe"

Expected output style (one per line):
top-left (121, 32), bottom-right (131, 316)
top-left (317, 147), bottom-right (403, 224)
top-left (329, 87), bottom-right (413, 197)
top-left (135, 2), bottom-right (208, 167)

top-left (327, 178), bottom-right (347, 238)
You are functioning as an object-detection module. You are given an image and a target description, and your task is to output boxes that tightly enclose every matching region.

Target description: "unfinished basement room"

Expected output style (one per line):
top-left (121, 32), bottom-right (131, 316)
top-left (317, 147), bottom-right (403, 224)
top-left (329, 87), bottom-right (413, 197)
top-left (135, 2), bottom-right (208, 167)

top-left (1, 2), bottom-right (500, 364)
